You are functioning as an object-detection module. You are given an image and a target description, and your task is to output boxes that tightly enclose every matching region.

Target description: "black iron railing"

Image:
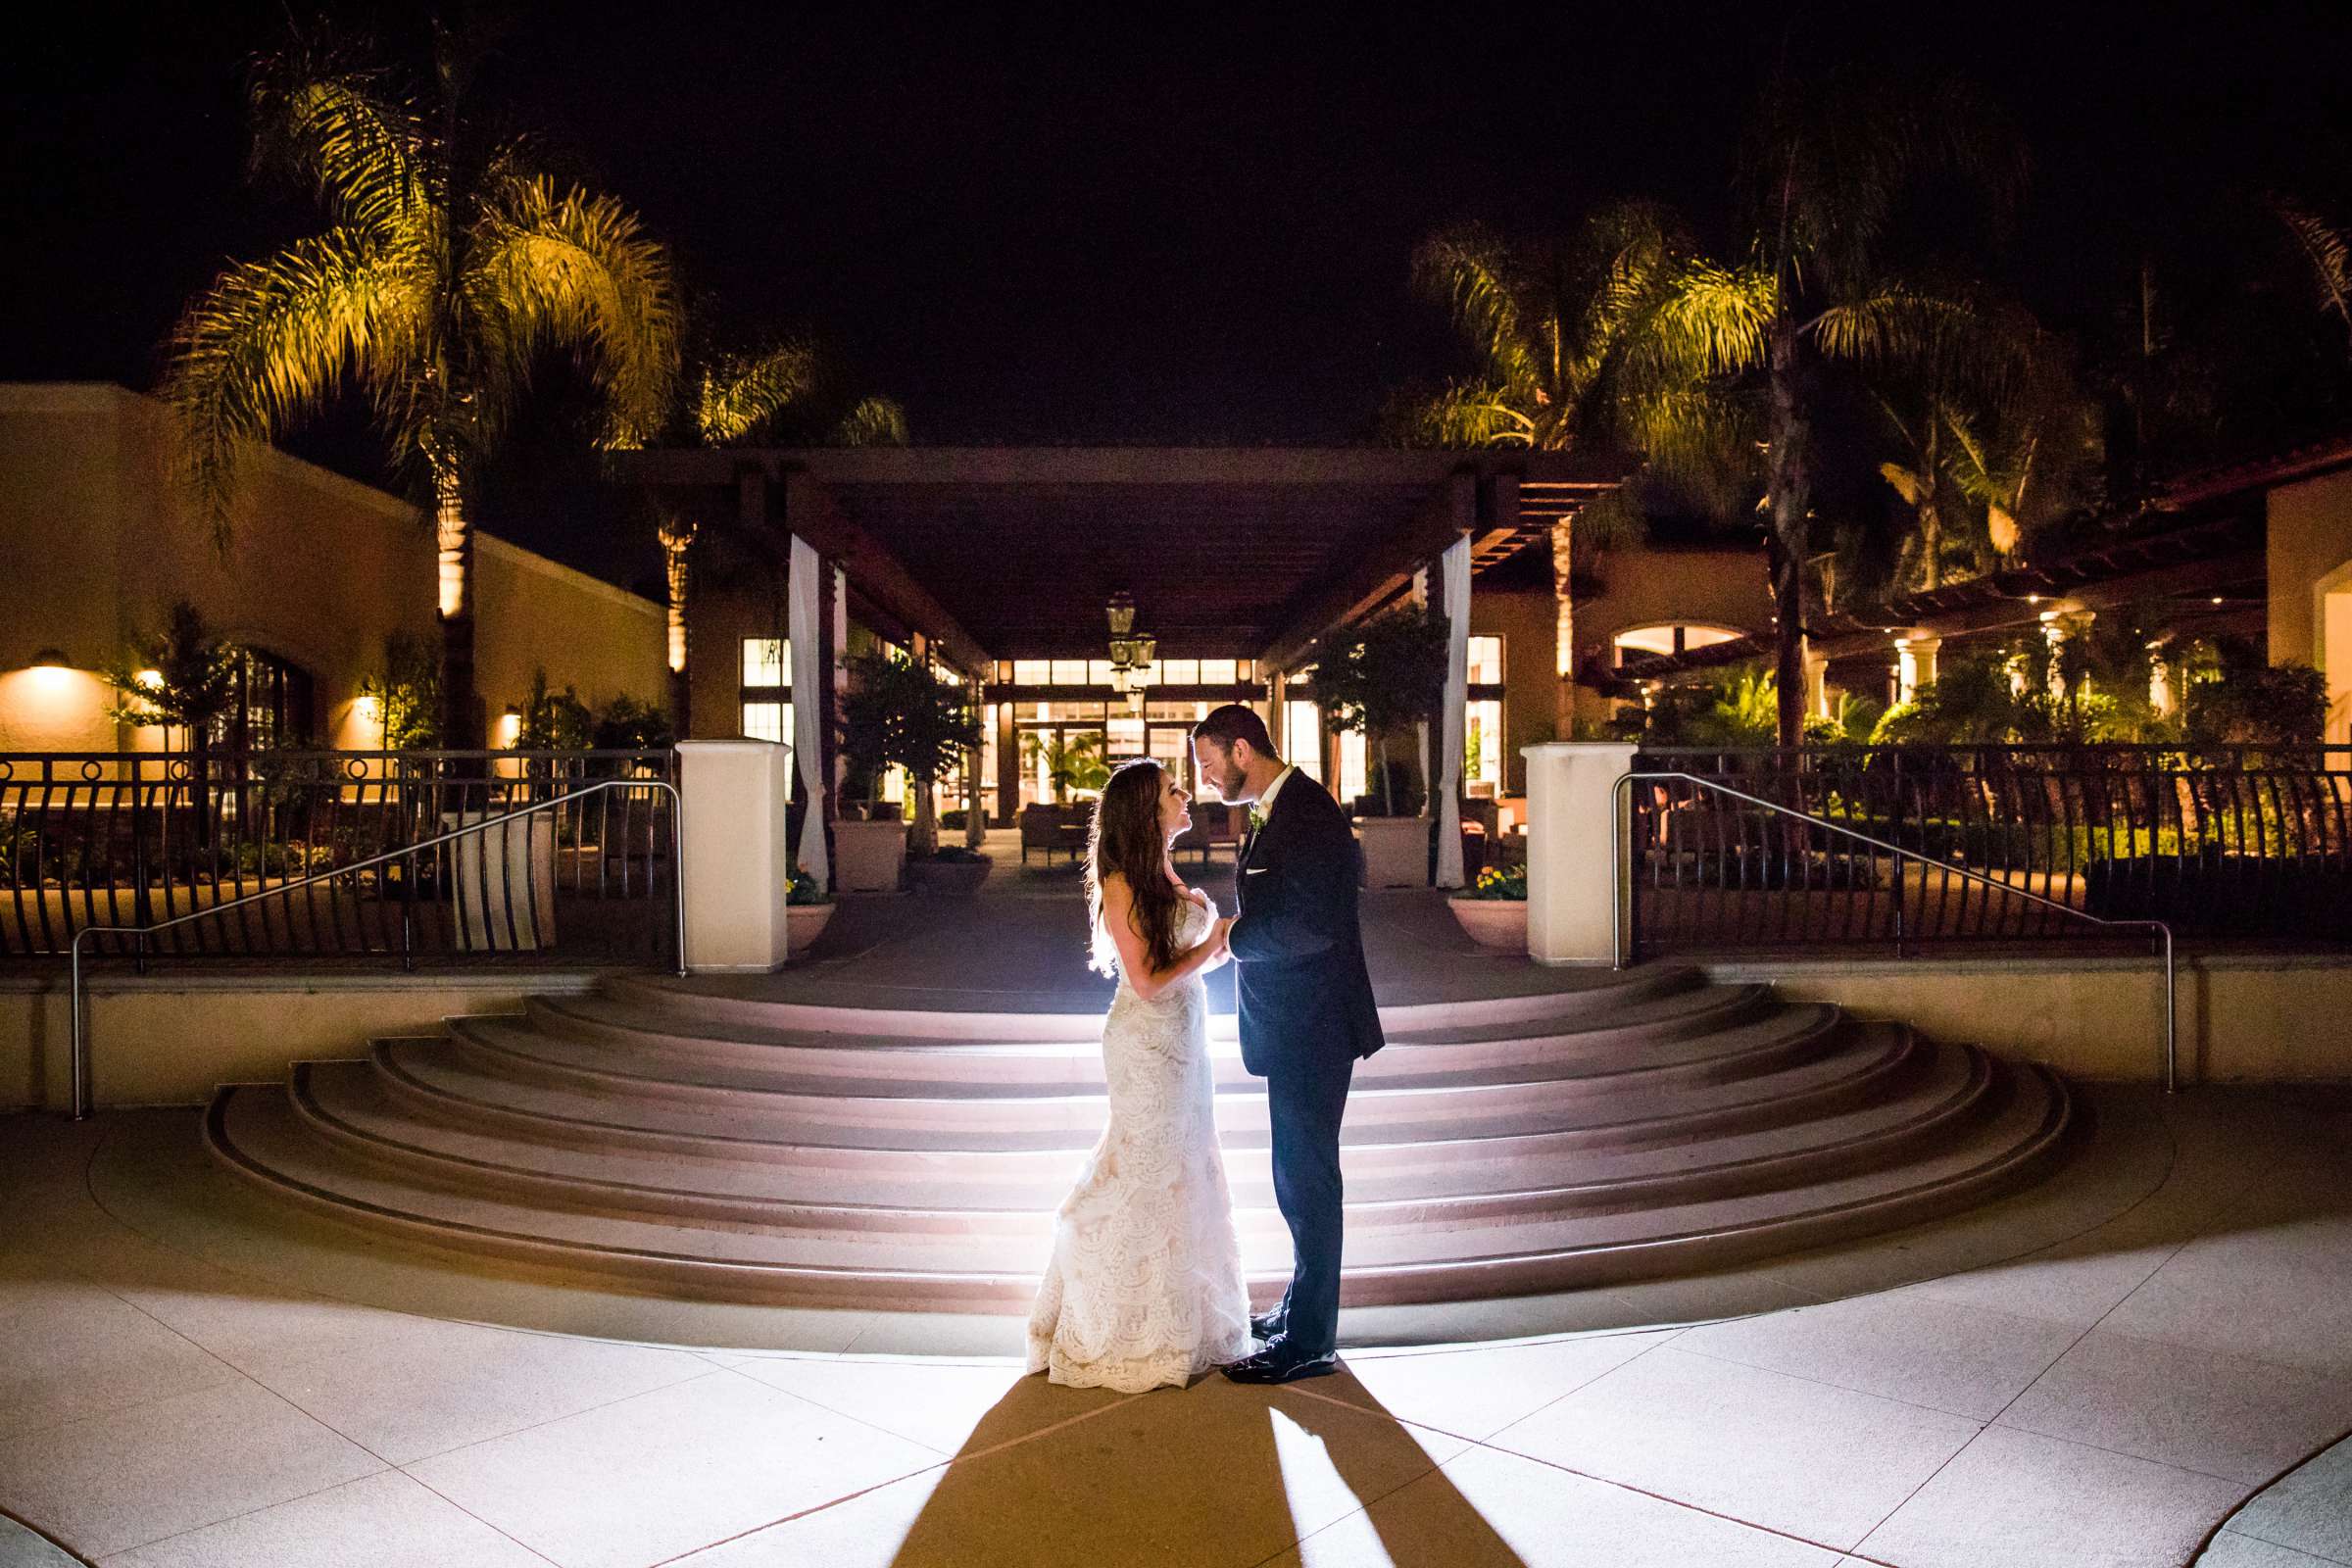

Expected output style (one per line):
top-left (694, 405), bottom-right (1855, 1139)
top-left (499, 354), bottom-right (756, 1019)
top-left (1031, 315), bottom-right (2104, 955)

top-left (1, 750), bottom-right (680, 965)
top-left (1614, 770), bottom-right (2178, 1089)
top-left (1625, 745), bottom-right (2352, 954)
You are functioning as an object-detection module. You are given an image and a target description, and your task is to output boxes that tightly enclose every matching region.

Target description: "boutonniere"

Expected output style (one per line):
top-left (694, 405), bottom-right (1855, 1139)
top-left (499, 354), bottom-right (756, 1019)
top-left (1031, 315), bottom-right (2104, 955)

top-left (1248, 806), bottom-right (1266, 836)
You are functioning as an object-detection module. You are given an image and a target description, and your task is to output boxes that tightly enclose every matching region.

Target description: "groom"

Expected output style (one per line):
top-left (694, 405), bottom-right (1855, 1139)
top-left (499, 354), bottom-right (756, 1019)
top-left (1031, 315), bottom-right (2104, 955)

top-left (1192, 704), bottom-right (1384, 1384)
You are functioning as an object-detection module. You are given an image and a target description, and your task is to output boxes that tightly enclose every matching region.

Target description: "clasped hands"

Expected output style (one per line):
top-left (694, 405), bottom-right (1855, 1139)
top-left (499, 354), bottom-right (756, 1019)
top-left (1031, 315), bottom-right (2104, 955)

top-left (1183, 887), bottom-right (1238, 969)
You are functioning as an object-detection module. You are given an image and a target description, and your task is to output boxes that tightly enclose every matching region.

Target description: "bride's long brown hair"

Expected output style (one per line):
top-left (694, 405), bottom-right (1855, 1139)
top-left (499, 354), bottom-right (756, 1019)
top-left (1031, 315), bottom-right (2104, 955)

top-left (1087, 759), bottom-right (1184, 977)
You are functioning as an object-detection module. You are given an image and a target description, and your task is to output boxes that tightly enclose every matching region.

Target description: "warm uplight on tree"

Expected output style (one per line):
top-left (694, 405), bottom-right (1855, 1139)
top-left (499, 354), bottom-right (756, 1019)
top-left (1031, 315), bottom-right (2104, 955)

top-left (134, 668), bottom-right (164, 689)
top-left (436, 470), bottom-right (467, 619)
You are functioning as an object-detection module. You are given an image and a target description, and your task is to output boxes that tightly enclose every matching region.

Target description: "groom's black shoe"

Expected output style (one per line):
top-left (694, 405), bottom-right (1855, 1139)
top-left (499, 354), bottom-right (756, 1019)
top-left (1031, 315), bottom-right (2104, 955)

top-left (1249, 1309), bottom-right (1286, 1342)
top-left (1223, 1337), bottom-right (1337, 1385)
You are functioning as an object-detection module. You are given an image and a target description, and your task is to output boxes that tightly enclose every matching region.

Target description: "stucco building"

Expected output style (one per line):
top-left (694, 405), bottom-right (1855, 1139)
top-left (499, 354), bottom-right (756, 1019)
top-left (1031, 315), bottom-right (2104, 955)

top-left (0, 384), bottom-right (667, 756)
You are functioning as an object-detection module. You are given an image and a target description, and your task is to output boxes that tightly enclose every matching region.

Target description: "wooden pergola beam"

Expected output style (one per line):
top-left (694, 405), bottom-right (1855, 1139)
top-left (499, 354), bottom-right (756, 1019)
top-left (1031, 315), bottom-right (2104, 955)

top-left (1258, 470), bottom-right (1478, 675)
top-left (776, 469), bottom-right (994, 675)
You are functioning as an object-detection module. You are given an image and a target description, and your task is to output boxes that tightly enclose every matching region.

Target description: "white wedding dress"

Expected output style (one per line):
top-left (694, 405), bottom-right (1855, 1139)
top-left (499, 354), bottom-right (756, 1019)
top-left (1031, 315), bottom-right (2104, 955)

top-left (1027, 897), bottom-right (1252, 1392)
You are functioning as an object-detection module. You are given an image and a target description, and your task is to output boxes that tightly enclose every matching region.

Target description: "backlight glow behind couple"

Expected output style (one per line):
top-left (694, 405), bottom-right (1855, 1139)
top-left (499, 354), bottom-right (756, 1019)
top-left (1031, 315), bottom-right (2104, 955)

top-left (1026, 705), bottom-right (1384, 1391)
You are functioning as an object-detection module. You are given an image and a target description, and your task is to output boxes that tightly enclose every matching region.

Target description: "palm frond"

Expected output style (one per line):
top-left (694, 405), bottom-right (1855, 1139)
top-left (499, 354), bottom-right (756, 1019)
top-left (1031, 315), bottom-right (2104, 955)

top-left (830, 394), bottom-right (910, 446)
top-left (1388, 380), bottom-right (1538, 448)
top-left (246, 45), bottom-right (430, 241)
top-left (2270, 193), bottom-right (2352, 351)
top-left (1617, 261), bottom-right (1776, 386)
top-left (469, 174), bottom-right (682, 448)
top-left (694, 342), bottom-right (824, 445)
top-left (1743, 71), bottom-right (2028, 303)
top-left (165, 227), bottom-right (430, 544)
top-left (1809, 283), bottom-right (2034, 402)
top-left (1410, 224), bottom-right (1543, 397)
top-left (1616, 384), bottom-right (1760, 501)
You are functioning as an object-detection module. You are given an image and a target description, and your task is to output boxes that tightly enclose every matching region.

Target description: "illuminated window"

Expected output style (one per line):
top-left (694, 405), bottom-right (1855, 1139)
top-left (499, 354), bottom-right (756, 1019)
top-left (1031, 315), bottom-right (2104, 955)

top-left (1285, 700), bottom-right (1323, 781)
top-left (1089, 660), bottom-right (1116, 685)
top-left (937, 665), bottom-right (962, 687)
top-left (1466, 700), bottom-right (1503, 791)
top-left (1051, 659), bottom-right (1089, 685)
top-left (1013, 660), bottom-right (1051, 686)
top-left (1106, 716), bottom-right (1146, 756)
top-left (1336, 730), bottom-right (1367, 805)
top-left (741, 637), bottom-right (787, 686)
top-left (1198, 658), bottom-right (1238, 685)
top-left (1467, 635), bottom-right (1503, 685)
top-left (741, 701), bottom-right (788, 743)
top-left (208, 647), bottom-right (316, 750)
top-left (1611, 624), bottom-right (1743, 665)
top-left (1161, 658), bottom-right (1200, 685)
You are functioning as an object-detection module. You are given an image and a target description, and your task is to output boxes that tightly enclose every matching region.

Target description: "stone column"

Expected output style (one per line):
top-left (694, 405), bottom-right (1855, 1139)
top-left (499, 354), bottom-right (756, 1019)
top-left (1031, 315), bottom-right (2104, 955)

top-left (1523, 740), bottom-right (1637, 965)
top-left (2042, 608), bottom-right (2094, 698)
top-left (1894, 632), bottom-right (1940, 706)
top-left (1802, 642), bottom-right (1832, 721)
top-left (677, 739), bottom-right (793, 972)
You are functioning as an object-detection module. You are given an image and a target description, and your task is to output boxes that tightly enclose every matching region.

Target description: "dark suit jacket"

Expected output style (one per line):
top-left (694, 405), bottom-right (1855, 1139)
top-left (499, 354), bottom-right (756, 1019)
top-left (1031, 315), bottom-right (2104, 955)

top-left (1230, 770), bottom-right (1385, 1077)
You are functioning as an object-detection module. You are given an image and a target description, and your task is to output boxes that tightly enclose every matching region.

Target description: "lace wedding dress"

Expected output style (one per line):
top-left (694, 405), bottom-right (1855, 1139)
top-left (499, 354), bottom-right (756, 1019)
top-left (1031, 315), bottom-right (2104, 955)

top-left (1027, 897), bottom-right (1252, 1392)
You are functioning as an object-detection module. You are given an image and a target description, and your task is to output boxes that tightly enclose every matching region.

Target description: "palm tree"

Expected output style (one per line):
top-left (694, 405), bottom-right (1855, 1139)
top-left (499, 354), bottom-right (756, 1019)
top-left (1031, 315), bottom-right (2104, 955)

top-left (1871, 327), bottom-right (2097, 592)
top-left (165, 23), bottom-right (681, 750)
top-left (1578, 74), bottom-right (2034, 742)
top-left (1399, 209), bottom-right (1696, 720)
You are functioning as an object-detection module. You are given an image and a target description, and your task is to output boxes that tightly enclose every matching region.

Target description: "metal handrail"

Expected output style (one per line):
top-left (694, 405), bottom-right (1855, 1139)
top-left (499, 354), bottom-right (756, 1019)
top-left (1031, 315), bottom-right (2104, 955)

top-left (66, 778), bottom-right (687, 1120)
top-left (1612, 770), bottom-right (2178, 1093)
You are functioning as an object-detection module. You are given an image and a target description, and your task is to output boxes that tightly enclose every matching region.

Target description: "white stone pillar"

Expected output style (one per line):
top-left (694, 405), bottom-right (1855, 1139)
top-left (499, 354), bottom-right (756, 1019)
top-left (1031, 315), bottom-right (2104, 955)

top-left (1894, 632), bottom-right (1941, 705)
top-left (1523, 740), bottom-right (1638, 965)
top-left (677, 739), bottom-right (794, 972)
top-left (1802, 642), bottom-right (1832, 721)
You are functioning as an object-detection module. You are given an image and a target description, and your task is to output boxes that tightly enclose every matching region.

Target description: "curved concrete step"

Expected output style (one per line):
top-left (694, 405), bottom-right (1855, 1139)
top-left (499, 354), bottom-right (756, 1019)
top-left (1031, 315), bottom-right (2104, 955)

top-left (375, 1006), bottom-right (1893, 1155)
top-left (205, 1060), bottom-right (2070, 1307)
top-left (518, 979), bottom-right (1780, 1090)
top-left (202, 966), bottom-right (2078, 1312)
top-left (280, 1034), bottom-right (1998, 1232)
top-left (450, 991), bottom-right (1813, 1110)
top-left (597, 962), bottom-right (1708, 1040)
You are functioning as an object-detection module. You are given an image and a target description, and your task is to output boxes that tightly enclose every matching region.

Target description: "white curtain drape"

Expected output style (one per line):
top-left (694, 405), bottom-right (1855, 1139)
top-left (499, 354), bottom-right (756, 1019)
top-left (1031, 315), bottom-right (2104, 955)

top-left (1412, 566), bottom-right (1432, 821)
top-left (788, 535), bottom-right (827, 887)
top-left (1435, 535), bottom-right (1471, 888)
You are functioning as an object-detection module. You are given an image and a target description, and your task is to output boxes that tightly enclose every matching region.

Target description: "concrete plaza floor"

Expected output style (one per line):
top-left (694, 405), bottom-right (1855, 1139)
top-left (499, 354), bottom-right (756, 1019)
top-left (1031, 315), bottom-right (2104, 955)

top-left (5, 847), bottom-right (2347, 1565)
top-left (4, 1078), bottom-right (2350, 1568)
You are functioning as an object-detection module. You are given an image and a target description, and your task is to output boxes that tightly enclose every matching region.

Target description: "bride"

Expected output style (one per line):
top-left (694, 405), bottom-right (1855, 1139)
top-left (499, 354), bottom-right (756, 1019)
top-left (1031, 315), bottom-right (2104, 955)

top-left (1026, 758), bottom-right (1253, 1392)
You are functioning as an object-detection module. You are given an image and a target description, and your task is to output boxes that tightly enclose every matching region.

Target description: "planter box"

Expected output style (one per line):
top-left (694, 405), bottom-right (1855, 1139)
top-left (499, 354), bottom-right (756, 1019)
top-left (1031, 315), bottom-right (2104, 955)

top-left (1355, 816), bottom-right (1432, 889)
top-left (786, 902), bottom-right (835, 955)
top-left (1447, 895), bottom-right (1528, 952)
top-left (833, 818), bottom-right (908, 893)
top-left (442, 809), bottom-right (556, 951)
top-left (907, 856), bottom-right (993, 896)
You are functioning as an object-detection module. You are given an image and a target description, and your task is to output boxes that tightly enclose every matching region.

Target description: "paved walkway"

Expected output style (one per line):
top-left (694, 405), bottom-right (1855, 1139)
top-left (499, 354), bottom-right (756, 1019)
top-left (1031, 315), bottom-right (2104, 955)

top-left (5, 1080), bottom-right (2350, 1567)
top-left (759, 834), bottom-right (1582, 1014)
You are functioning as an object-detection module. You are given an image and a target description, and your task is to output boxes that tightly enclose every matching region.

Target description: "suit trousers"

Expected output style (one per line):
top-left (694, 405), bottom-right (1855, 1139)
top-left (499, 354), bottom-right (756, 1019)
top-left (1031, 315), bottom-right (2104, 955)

top-left (1264, 1053), bottom-right (1354, 1356)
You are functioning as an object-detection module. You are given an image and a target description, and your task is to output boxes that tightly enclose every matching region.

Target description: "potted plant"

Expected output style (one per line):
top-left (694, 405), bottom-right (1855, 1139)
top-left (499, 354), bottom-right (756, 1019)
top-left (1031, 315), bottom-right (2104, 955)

top-left (1448, 861), bottom-right (1528, 951)
top-left (837, 651), bottom-right (985, 892)
top-left (786, 864), bottom-right (835, 954)
top-left (1308, 605), bottom-right (1450, 888)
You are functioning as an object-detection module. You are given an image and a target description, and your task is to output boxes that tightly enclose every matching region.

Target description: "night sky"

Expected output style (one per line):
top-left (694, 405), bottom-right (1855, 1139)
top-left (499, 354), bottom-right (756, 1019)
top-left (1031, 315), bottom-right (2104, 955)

top-left (8, 1), bottom-right (2352, 592)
